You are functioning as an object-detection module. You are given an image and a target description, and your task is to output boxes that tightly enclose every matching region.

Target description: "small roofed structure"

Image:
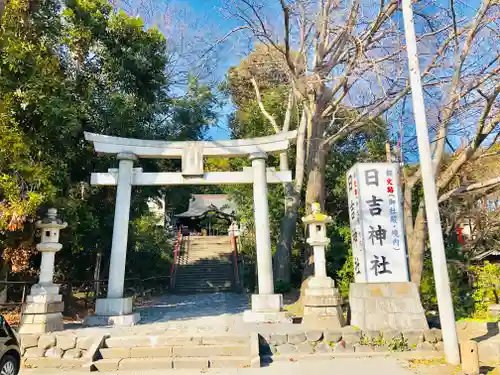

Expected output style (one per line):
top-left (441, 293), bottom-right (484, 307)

top-left (175, 194), bottom-right (237, 236)
top-left (472, 249), bottom-right (500, 264)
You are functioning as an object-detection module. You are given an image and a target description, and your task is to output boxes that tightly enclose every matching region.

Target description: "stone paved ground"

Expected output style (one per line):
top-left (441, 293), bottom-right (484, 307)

top-left (61, 292), bottom-right (311, 337)
top-left (18, 357), bottom-right (474, 375)
top-left (62, 293), bottom-right (251, 337)
top-left (137, 293), bottom-right (249, 325)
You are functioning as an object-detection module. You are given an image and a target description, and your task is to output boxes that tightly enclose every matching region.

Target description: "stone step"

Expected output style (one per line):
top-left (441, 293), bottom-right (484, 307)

top-left (176, 276), bottom-right (233, 281)
top-left (103, 335), bottom-right (248, 347)
top-left (183, 250), bottom-right (231, 254)
top-left (175, 276), bottom-right (233, 282)
top-left (184, 244), bottom-right (231, 249)
top-left (178, 258), bottom-right (232, 263)
top-left (177, 261), bottom-right (233, 266)
top-left (181, 252), bottom-right (232, 257)
top-left (176, 271), bottom-right (233, 277)
top-left (180, 255), bottom-right (232, 260)
top-left (100, 344), bottom-right (249, 359)
top-left (177, 263), bottom-right (233, 268)
top-left (176, 275), bottom-right (232, 279)
top-left (178, 252), bottom-right (232, 257)
top-left (174, 287), bottom-right (234, 293)
top-left (183, 253), bottom-right (231, 257)
top-left (175, 274), bottom-right (233, 279)
top-left (175, 284), bottom-right (234, 290)
top-left (176, 267), bottom-right (233, 273)
top-left (175, 274), bottom-right (233, 280)
top-left (183, 246), bottom-right (231, 251)
top-left (187, 236), bottom-right (231, 241)
top-left (184, 242), bottom-right (231, 246)
top-left (174, 283), bottom-right (234, 288)
top-left (173, 344), bottom-right (249, 357)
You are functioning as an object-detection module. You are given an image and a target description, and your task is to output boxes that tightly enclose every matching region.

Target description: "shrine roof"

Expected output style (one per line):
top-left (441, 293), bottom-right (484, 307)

top-left (175, 194), bottom-right (237, 218)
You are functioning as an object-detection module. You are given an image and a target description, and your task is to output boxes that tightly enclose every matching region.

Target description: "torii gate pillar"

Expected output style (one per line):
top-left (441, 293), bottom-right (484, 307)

top-left (243, 152), bottom-right (288, 322)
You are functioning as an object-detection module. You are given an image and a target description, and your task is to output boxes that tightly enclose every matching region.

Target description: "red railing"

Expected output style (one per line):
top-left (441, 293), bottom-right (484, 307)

top-left (230, 234), bottom-right (240, 287)
top-left (170, 230), bottom-right (183, 289)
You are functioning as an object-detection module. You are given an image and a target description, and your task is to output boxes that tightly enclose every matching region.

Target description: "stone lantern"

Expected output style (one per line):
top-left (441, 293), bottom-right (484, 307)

top-left (19, 208), bottom-right (67, 334)
top-left (302, 203), bottom-right (345, 328)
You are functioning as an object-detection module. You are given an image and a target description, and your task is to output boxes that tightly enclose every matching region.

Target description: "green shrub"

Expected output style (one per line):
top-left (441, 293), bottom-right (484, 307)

top-left (388, 334), bottom-right (409, 352)
top-left (337, 248), bottom-right (354, 299)
top-left (469, 261), bottom-right (500, 318)
top-left (420, 256), bottom-right (474, 319)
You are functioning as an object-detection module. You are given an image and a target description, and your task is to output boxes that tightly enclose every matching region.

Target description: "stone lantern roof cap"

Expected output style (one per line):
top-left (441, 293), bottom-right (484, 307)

top-left (302, 202), bottom-right (332, 224)
top-left (36, 208), bottom-right (68, 229)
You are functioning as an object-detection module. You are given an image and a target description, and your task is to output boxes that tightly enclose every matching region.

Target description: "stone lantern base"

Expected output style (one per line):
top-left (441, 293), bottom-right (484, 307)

top-left (302, 276), bottom-right (345, 329)
top-left (19, 284), bottom-right (63, 334)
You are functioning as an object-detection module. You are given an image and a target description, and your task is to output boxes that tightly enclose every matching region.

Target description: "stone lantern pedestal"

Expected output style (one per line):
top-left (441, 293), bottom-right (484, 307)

top-left (19, 209), bottom-right (67, 334)
top-left (302, 203), bottom-right (345, 329)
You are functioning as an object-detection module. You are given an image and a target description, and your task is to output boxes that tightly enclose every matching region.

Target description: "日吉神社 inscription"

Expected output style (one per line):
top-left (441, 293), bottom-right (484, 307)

top-left (347, 164), bottom-right (428, 332)
top-left (346, 163), bottom-right (409, 283)
top-left (84, 131), bottom-right (296, 326)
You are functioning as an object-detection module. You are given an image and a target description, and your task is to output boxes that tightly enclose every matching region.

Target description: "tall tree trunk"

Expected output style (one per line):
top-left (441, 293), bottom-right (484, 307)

top-left (274, 152), bottom-right (294, 284)
top-left (274, 188), bottom-right (300, 284)
top-left (274, 110), bottom-right (308, 284)
top-left (304, 124), bottom-right (327, 209)
top-left (302, 116), bottom-right (327, 280)
top-left (408, 203), bottom-right (426, 284)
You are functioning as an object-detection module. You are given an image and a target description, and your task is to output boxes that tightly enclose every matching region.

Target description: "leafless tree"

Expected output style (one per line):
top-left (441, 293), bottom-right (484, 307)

top-left (113, 0), bottom-right (250, 86)
top-left (401, 0), bottom-right (499, 284)
top-left (218, 0), bottom-right (414, 282)
top-left (220, 0), bottom-right (498, 285)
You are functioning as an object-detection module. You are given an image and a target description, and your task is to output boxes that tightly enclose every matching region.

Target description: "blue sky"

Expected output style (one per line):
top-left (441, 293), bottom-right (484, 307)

top-left (119, 0), bottom-right (491, 149)
top-left (172, 1), bottom-right (246, 140)
top-left (117, 0), bottom-right (246, 140)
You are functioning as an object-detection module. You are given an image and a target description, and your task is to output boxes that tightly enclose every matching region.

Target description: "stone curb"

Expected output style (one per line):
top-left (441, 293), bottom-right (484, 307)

top-left (250, 332), bottom-right (261, 368)
top-left (263, 350), bottom-right (445, 362)
top-left (83, 335), bottom-right (107, 372)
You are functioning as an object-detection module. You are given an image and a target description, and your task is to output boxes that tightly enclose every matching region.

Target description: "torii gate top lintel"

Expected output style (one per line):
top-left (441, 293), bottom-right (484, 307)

top-left (84, 130), bottom-right (297, 158)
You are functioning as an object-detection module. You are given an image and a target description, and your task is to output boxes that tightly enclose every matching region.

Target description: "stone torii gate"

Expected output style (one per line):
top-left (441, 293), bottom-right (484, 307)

top-left (84, 131), bottom-right (296, 326)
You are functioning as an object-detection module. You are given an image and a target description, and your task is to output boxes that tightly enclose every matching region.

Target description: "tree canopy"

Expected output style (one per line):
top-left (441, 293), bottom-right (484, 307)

top-left (0, 0), bottom-right (218, 283)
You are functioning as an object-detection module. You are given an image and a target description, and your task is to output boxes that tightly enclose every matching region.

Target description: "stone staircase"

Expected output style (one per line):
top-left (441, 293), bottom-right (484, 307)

top-left (93, 334), bottom-right (259, 371)
top-left (173, 236), bottom-right (237, 293)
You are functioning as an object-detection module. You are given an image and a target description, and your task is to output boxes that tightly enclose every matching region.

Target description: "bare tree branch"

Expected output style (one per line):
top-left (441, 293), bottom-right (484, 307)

top-left (251, 77), bottom-right (281, 133)
top-left (439, 176), bottom-right (500, 203)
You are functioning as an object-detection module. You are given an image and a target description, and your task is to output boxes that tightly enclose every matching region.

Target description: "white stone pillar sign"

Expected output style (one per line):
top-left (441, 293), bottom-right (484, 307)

top-left (346, 163), bottom-right (428, 332)
top-left (346, 163), bottom-right (409, 282)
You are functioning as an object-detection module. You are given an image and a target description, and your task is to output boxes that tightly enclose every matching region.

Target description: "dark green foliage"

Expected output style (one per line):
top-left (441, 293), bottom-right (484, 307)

top-left (0, 0), bottom-right (218, 284)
